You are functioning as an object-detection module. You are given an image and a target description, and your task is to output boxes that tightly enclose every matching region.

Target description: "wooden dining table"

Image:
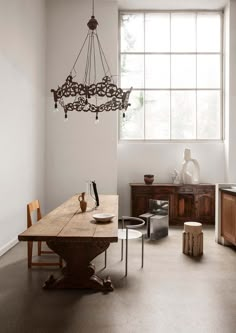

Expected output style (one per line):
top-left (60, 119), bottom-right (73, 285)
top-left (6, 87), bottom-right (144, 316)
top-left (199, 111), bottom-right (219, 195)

top-left (18, 194), bottom-right (118, 292)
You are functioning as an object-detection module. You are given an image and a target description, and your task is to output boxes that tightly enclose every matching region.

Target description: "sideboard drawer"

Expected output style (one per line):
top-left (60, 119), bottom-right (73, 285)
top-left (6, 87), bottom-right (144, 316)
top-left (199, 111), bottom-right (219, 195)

top-left (177, 186), bottom-right (194, 193)
top-left (131, 186), bottom-right (153, 194)
top-left (153, 186), bottom-right (175, 194)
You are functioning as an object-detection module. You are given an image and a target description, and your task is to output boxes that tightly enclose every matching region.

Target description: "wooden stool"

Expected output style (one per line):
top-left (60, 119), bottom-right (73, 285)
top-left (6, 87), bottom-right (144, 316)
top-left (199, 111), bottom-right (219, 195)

top-left (183, 222), bottom-right (203, 256)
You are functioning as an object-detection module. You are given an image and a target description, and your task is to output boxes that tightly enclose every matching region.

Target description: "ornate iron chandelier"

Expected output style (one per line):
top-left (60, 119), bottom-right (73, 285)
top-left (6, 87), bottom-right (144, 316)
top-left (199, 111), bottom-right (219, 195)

top-left (51, 0), bottom-right (132, 122)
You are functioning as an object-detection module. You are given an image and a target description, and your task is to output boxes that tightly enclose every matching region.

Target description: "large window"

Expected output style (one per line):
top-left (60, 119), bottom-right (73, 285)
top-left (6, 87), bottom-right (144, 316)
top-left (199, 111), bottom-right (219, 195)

top-left (119, 12), bottom-right (222, 140)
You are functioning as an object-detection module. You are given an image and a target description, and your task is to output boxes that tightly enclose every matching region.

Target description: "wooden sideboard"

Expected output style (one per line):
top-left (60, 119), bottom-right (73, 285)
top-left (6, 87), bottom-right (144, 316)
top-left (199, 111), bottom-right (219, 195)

top-left (130, 183), bottom-right (215, 225)
top-left (221, 189), bottom-right (236, 245)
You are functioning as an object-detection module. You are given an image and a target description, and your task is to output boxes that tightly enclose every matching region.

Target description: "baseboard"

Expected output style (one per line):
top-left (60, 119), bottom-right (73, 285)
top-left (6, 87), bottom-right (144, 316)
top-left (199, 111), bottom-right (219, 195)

top-left (0, 237), bottom-right (19, 257)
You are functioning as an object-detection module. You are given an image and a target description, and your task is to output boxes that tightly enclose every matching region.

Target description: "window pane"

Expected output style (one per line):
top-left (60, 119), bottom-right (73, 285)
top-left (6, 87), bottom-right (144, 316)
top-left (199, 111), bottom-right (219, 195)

top-left (120, 14), bottom-right (144, 52)
top-left (145, 55), bottom-right (170, 88)
top-left (119, 11), bottom-right (222, 141)
top-left (145, 91), bottom-right (170, 139)
top-left (171, 13), bottom-right (196, 52)
top-left (197, 91), bottom-right (221, 139)
top-left (171, 91), bottom-right (196, 139)
top-left (197, 14), bottom-right (221, 52)
top-left (197, 55), bottom-right (220, 88)
top-left (171, 55), bottom-right (196, 88)
top-left (120, 90), bottom-right (144, 139)
top-left (120, 54), bottom-right (144, 89)
top-left (145, 13), bottom-right (170, 52)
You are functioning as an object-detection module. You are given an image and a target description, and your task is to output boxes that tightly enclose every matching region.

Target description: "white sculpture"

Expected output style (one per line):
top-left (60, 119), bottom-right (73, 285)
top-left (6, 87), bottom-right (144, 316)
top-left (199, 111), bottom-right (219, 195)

top-left (181, 148), bottom-right (200, 184)
top-left (171, 169), bottom-right (181, 184)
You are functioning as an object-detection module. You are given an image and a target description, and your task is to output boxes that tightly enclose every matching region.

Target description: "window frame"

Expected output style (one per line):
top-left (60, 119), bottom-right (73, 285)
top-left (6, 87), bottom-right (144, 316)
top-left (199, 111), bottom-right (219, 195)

top-left (118, 10), bottom-right (224, 142)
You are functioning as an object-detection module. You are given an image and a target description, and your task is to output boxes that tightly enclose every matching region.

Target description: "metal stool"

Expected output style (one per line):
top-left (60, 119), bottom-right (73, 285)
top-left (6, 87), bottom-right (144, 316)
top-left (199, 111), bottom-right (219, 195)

top-left (140, 199), bottom-right (169, 240)
top-left (119, 216), bottom-right (145, 276)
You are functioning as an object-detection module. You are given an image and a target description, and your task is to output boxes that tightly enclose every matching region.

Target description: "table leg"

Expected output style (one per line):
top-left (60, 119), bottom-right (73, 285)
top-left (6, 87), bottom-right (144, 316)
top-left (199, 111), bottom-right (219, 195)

top-left (147, 217), bottom-right (151, 238)
top-left (43, 240), bottom-right (113, 292)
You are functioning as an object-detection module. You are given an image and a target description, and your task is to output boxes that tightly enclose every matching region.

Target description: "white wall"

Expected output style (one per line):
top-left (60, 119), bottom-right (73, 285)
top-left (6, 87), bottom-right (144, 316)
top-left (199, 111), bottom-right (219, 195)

top-left (118, 142), bottom-right (225, 215)
top-left (224, 0), bottom-right (236, 182)
top-left (45, 0), bottom-right (118, 212)
top-left (0, 0), bottom-right (46, 254)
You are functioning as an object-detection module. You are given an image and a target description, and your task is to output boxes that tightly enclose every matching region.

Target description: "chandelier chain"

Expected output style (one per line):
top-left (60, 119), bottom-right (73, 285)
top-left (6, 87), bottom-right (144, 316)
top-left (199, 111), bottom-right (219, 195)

top-left (95, 34), bottom-right (107, 78)
top-left (71, 32), bottom-right (89, 74)
top-left (88, 34), bottom-right (93, 85)
top-left (96, 34), bottom-right (113, 82)
top-left (84, 33), bottom-right (92, 85)
top-left (92, 34), bottom-right (97, 84)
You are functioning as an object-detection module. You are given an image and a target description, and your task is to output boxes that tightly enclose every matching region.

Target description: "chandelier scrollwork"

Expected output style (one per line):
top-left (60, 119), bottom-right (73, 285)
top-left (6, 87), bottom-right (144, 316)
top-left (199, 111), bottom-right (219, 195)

top-left (51, 0), bottom-right (132, 122)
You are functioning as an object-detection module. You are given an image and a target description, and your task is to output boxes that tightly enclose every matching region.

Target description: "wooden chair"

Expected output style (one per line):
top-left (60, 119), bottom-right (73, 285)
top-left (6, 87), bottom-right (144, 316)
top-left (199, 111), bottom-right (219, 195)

top-left (27, 200), bottom-right (63, 268)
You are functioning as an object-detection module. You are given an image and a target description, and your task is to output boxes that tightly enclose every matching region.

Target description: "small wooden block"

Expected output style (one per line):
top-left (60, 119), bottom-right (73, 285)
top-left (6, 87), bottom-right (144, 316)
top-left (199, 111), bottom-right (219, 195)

top-left (183, 230), bottom-right (203, 257)
top-left (184, 222), bottom-right (202, 234)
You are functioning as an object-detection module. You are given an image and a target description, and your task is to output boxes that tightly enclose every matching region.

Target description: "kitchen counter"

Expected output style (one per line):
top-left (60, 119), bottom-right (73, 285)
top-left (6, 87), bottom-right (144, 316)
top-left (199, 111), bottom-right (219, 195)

top-left (220, 188), bottom-right (236, 195)
top-left (220, 189), bottom-right (236, 245)
top-left (215, 183), bottom-right (236, 245)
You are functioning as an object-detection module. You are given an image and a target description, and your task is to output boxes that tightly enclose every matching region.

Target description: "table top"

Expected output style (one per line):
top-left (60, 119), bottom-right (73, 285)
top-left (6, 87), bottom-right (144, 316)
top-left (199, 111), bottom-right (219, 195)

top-left (18, 195), bottom-right (118, 243)
top-left (129, 183), bottom-right (214, 186)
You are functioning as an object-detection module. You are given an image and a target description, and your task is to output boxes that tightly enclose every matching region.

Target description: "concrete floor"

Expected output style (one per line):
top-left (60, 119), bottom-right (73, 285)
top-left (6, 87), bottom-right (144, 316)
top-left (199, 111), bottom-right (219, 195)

top-left (0, 226), bottom-right (236, 333)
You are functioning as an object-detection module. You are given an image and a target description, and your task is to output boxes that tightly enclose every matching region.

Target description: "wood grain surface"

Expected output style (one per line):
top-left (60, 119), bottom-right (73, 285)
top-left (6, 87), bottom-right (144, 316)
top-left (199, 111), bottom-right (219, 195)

top-left (18, 195), bottom-right (118, 291)
top-left (18, 195), bottom-right (118, 242)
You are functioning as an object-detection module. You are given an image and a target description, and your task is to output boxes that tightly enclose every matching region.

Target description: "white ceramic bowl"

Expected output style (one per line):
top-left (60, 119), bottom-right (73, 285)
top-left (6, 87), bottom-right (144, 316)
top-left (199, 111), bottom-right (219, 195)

top-left (92, 213), bottom-right (115, 222)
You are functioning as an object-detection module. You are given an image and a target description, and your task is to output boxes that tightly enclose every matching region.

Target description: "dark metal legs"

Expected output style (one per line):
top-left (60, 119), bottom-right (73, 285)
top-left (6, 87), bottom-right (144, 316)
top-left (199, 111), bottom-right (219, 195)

top-left (142, 234), bottom-right (144, 268)
top-left (104, 233), bottom-right (145, 275)
top-left (125, 229), bottom-right (128, 276)
top-left (121, 239), bottom-right (124, 261)
top-left (104, 250), bottom-right (107, 268)
top-left (121, 230), bottom-right (144, 277)
top-left (147, 217), bottom-right (151, 238)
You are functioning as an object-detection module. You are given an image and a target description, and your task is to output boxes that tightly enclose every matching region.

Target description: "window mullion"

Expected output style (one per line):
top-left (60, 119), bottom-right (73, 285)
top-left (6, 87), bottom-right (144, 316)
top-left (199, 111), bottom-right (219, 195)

top-left (170, 13), bottom-right (172, 140)
top-left (220, 12), bottom-right (224, 140)
top-left (196, 12), bottom-right (198, 140)
top-left (143, 13), bottom-right (146, 140)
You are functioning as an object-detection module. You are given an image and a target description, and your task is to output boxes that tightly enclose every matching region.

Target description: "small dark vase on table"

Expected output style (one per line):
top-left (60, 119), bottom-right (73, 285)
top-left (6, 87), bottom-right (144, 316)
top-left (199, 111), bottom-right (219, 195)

top-left (144, 174), bottom-right (154, 185)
